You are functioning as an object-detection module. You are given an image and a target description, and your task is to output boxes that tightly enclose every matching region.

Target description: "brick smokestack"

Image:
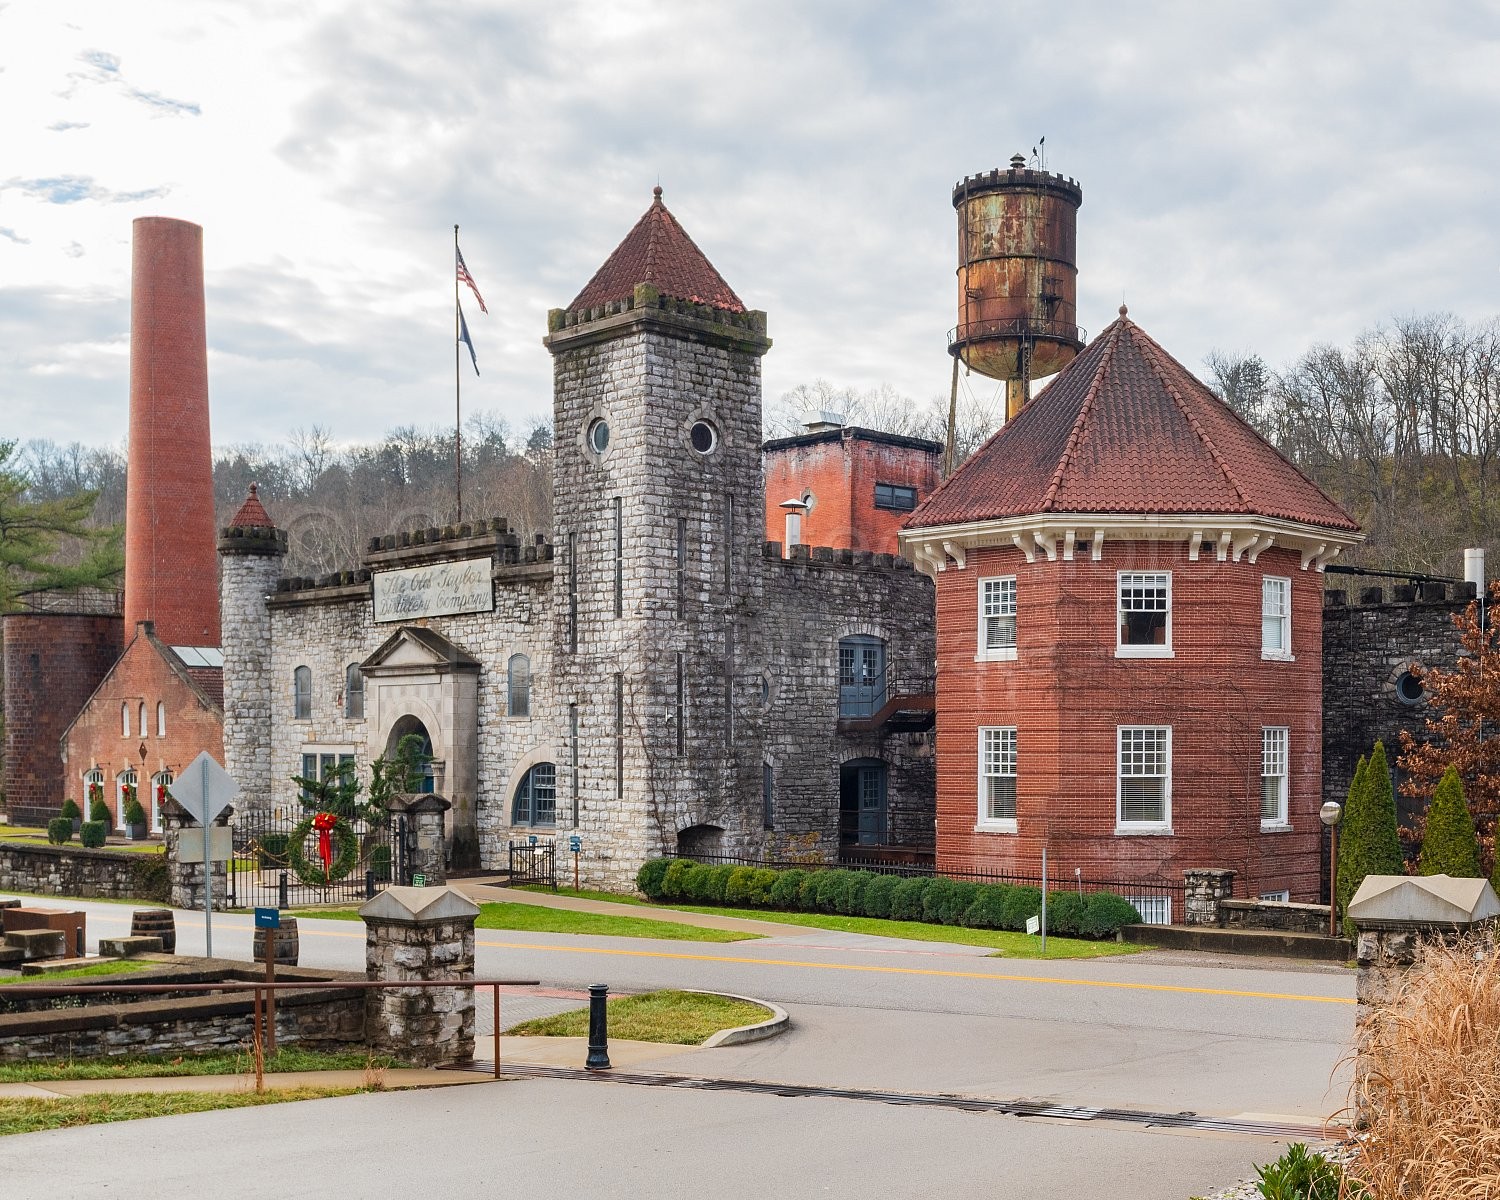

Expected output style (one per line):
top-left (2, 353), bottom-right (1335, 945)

top-left (124, 217), bottom-right (221, 646)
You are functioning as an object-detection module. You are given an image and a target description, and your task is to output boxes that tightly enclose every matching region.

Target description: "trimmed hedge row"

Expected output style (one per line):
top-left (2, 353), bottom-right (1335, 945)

top-left (635, 859), bottom-right (1142, 939)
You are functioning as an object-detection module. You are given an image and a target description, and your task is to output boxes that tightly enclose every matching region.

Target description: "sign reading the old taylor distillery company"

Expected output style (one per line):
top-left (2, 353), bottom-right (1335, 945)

top-left (373, 557), bottom-right (493, 622)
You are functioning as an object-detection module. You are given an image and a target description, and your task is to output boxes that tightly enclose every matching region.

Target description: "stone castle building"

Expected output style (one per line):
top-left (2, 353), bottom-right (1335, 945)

top-left (218, 190), bottom-right (937, 886)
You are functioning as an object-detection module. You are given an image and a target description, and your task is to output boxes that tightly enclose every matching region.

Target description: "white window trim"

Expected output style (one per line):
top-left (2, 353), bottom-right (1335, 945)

top-left (1261, 575), bottom-right (1294, 661)
top-left (1258, 890), bottom-right (1291, 902)
top-left (1116, 724), bottom-right (1173, 834)
top-left (1260, 726), bottom-right (1291, 831)
top-left (976, 725), bottom-right (1018, 833)
top-left (1116, 571), bottom-right (1173, 658)
top-left (975, 575), bottom-right (1018, 663)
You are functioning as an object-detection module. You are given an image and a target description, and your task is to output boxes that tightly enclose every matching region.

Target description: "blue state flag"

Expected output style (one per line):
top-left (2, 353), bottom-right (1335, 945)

top-left (458, 301), bottom-right (480, 376)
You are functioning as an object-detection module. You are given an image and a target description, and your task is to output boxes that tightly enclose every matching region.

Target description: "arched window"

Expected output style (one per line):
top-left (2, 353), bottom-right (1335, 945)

top-left (511, 763), bottom-right (556, 827)
top-left (151, 770), bottom-right (173, 833)
top-left (156, 702), bottom-right (166, 737)
top-left (344, 664), bottom-right (364, 719)
top-left (116, 768), bottom-right (138, 832)
top-left (138, 702), bottom-right (146, 737)
top-left (121, 703), bottom-right (130, 738)
top-left (84, 768), bottom-right (104, 813)
top-left (293, 666), bottom-right (312, 719)
top-left (507, 654), bottom-right (531, 718)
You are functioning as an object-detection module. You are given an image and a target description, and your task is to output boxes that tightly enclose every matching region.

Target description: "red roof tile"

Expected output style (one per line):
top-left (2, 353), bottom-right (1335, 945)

top-left (570, 187), bottom-right (745, 313)
top-left (229, 483), bottom-right (273, 528)
top-left (907, 312), bottom-right (1360, 532)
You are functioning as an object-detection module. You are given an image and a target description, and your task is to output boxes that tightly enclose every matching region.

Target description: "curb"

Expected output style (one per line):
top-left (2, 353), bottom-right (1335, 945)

top-left (687, 989), bottom-right (790, 1047)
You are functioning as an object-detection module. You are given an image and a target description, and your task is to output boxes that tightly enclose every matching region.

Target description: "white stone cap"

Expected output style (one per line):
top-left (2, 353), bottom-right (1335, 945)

top-left (1348, 874), bottom-right (1500, 927)
top-left (359, 886), bottom-right (480, 923)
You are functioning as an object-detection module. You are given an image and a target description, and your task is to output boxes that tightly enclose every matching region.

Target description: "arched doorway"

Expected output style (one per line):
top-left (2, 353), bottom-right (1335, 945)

top-left (385, 716), bottom-right (436, 793)
top-left (839, 759), bottom-right (887, 846)
top-left (677, 824), bottom-right (725, 858)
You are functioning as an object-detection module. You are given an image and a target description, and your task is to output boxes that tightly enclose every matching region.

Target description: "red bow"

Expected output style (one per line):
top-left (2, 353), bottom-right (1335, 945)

top-left (312, 812), bottom-right (337, 871)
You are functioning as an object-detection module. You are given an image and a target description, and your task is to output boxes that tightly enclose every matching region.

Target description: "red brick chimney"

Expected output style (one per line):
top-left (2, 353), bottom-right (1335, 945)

top-left (123, 217), bottom-right (221, 647)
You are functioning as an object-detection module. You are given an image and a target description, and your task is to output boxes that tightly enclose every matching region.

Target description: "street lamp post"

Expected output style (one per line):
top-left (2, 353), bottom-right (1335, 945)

top-left (1320, 800), bottom-right (1343, 938)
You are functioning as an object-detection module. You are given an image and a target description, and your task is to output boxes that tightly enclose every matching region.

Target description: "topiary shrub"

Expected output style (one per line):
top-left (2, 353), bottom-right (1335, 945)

top-left (47, 817), bottom-right (73, 845)
top-left (1419, 766), bottom-right (1482, 878)
top-left (836, 871), bottom-right (877, 915)
top-left (1001, 886), bottom-right (1043, 932)
top-left (636, 857), bottom-right (672, 899)
top-left (920, 878), bottom-right (958, 924)
top-left (961, 884), bottom-right (1010, 929)
top-left (660, 858), bottom-right (695, 900)
top-left (89, 793), bottom-right (111, 825)
top-left (861, 874), bottom-right (900, 919)
top-left (1340, 743), bottom-right (1406, 935)
top-left (1336, 755), bottom-right (1370, 921)
top-left (60, 798), bottom-right (82, 823)
top-left (1045, 891), bottom-right (1085, 936)
top-left (1079, 892), bottom-right (1141, 938)
top-left (812, 870), bottom-right (853, 913)
top-left (724, 866), bottom-right (759, 906)
top-left (79, 820), bottom-right (107, 849)
top-left (769, 868), bottom-right (807, 909)
top-left (889, 876), bottom-right (931, 922)
top-left (123, 795), bottom-right (147, 828)
top-left (685, 863), bottom-right (734, 904)
top-left (936, 880), bottom-right (979, 925)
top-left (797, 871), bottom-right (823, 911)
top-left (745, 868), bottom-right (778, 907)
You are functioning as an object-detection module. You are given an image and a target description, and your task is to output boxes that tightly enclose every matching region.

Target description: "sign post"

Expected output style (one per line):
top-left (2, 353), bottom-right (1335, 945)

top-left (167, 752), bottom-right (240, 957)
top-left (255, 907), bottom-right (280, 1053)
top-left (569, 834), bottom-right (582, 890)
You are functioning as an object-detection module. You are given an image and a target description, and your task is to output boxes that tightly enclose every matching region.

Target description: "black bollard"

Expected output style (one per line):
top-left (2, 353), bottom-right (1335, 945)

top-left (585, 983), bottom-right (611, 1070)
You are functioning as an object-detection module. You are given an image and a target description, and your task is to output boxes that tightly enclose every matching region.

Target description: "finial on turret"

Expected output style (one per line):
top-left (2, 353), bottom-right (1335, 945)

top-left (1118, 304), bottom-right (1128, 317)
top-left (652, 185), bottom-right (663, 199)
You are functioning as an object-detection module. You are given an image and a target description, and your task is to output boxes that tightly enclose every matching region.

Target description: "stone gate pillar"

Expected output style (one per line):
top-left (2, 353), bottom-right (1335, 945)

top-left (161, 798), bottom-right (232, 912)
top-left (1182, 868), bottom-right (1235, 926)
top-left (385, 793), bottom-right (451, 886)
top-left (360, 886), bottom-right (478, 1066)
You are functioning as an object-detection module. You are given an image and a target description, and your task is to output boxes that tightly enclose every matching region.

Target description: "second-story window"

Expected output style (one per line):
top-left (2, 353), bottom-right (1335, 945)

top-left (1262, 576), bottom-right (1292, 659)
top-left (873, 482), bottom-right (918, 511)
top-left (1118, 572), bottom-right (1171, 657)
top-left (293, 666), bottom-right (312, 719)
top-left (344, 664), bottom-right (365, 719)
top-left (508, 654), bottom-right (531, 718)
top-left (979, 576), bottom-right (1017, 660)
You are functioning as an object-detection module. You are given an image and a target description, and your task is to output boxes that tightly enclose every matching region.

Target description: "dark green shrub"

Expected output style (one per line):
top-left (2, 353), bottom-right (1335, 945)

top-left (1001, 886), bottom-right (1043, 932)
top-left (797, 871), bottom-right (823, 911)
top-left (812, 870), bottom-right (853, 913)
top-left (128, 850), bottom-right (171, 903)
top-left (861, 874), bottom-right (900, 919)
top-left (123, 795), bottom-right (147, 827)
top-left (935, 880), bottom-right (979, 925)
top-left (836, 872), bottom-right (878, 915)
top-left (89, 794), bottom-right (111, 824)
top-left (889, 876), bottom-right (931, 921)
top-left (660, 858), bottom-right (695, 900)
top-left (745, 868), bottom-right (778, 907)
top-left (368, 842), bottom-right (393, 883)
top-left (1339, 743), bottom-right (1405, 934)
top-left (47, 817), bottom-right (73, 845)
top-left (920, 878), bottom-right (957, 923)
top-left (1045, 891), bottom-right (1085, 936)
top-left (961, 884), bottom-right (1010, 929)
top-left (1419, 765), bottom-right (1482, 877)
top-left (636, 857), bottom-right (672, 899)
top-left (769, 868), bottom-right (807, 909)
top-left (60, 798), bottom-right (82, 822)
top-left (1079, 892), bottom-right (1141, 938)
top-left (724, 866), bottom-right (759, 906)
top-left (686, 864), bottom-right (733, 904)
top-left (258, 832), bottom-right (291, 868)
top-left (79, 820), bottom-right (107, 849)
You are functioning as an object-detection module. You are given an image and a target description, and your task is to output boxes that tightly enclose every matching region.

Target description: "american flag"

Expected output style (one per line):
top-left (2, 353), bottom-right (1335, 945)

top-left (456, 245), bottom-right (487, 313)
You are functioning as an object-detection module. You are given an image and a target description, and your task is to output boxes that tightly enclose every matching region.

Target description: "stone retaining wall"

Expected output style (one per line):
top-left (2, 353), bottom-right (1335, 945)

top-left (1220, 898), bottom-right (1330, 934)
top-left (0, 841), bottom-right (165, 902)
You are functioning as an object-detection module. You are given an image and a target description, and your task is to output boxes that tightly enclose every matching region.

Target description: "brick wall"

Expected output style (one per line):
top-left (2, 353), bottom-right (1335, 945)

top-left (2, 612), bottom-right (123, 827)
top-left (934, 541), bottom-right (1325, 901)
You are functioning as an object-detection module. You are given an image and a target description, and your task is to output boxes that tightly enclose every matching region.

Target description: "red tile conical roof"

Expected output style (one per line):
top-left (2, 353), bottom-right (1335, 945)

top-left (907, 312), bottom-right (1359, 532)
top-left (229, 483), bottom-right (274, 528)
top-left (569, 187), bottom-right (745, 313)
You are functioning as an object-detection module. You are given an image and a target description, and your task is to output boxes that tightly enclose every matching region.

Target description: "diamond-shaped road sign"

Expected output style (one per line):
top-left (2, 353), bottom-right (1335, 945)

top-left (167, 751), bottom-right (240, 824)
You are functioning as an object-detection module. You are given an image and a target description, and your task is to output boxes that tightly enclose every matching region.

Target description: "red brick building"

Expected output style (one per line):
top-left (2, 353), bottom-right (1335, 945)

top-left (763, 425), bottom-right (942, 556)
top-left (901, 311), bottom-right (1362, 910)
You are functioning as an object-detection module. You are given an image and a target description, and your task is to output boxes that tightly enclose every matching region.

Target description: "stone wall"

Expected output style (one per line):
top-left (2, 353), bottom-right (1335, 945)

top-left (1220, 898), bottom-right (1330, 934)
top-left (0, 841), bottom-right (165, 903)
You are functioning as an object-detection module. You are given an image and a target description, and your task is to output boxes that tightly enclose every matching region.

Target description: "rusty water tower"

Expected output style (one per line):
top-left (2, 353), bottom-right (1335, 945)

top-left (950, 153), bottom-right (1084, 423)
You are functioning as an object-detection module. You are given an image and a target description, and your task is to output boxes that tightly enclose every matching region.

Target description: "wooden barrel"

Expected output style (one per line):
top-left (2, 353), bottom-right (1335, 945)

top-left (130, 908), bottom-right (176, 954)
top-left (252, 916), bottom-right (299, 966)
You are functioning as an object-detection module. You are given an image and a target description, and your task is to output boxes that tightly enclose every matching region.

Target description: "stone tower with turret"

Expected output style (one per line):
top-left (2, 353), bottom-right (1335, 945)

top-left (545, 188), bottom-right (772, 883)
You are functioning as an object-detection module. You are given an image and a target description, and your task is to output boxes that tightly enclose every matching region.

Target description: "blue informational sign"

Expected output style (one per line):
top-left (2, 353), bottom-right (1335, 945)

top-left (569, 835), bottom-right (582, 853)
top-left (254, 907), bottom-right (280, 930)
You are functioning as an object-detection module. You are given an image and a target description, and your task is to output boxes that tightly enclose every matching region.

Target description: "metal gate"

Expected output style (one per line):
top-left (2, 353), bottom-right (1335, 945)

top-left (228, 811), bottom-right (405, 910)
top-left (508, 840), bottom-right (556, 889)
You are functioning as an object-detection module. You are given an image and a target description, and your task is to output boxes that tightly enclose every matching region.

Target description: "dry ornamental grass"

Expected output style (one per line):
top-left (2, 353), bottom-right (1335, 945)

top-left (1345, 933), bottom-right (1500, 1199)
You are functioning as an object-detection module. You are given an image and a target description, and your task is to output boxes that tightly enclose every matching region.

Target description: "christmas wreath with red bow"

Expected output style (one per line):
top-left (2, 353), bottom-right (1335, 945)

top-left (286, 811), bottom-right (359, 886)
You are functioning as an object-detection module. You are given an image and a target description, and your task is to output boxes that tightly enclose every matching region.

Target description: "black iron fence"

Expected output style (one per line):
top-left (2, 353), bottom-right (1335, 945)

top-left (679, 850), bottom-right (1184, 926)
top-left (508, 840), bottom-right (556, 890)
top-left (227, 811), bottom-right (407, 910)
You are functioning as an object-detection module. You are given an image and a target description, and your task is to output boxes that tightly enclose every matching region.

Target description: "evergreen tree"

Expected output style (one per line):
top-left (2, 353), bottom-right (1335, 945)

top-left (1364, 741), bottom-right (1405, 879)
top-left (1418, 766), bottom-right (1482, 877)
top-left (1335, 755), bottom-right (1368, 919)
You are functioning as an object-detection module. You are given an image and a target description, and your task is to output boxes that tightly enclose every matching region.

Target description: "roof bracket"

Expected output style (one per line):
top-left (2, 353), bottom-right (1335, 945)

top-left (1188, 529), bottom-right (1203, 562)
top-left (942, 540), bottom-right (966, 570)
top-left (1012, 533), bottom-right (1036, 565)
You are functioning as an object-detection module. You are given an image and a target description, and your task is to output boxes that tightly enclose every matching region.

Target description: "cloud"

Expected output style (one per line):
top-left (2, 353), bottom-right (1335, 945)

top-left (0, 226), bottom-right (27, 244)
top-left (3, 175), bottom-right (169, 205)
top-left (69, 46), bottom-right (200, 116)
top-left (48, 120), bottom-right (90, 131)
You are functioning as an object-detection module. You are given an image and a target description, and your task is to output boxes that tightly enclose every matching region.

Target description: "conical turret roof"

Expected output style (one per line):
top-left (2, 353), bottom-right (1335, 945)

top-left (907, 311), bottom-right (1359, 532)
top-left (229, 483), bottom-right (274, 528)
top-left (569, 187), bottom-right (745, 313)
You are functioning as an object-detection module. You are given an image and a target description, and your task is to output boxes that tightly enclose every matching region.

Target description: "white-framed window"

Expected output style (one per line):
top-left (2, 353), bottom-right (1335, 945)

top-left (1261, 726), bottom-right (1289, 828)
top-left (299, 748), bottom-right (355, 803)
top-left (1117, 572), bottom-right (1171, 657)
top-left (84, 767), bottom-right (104, 812)
top-left (156, 701), bottom-right (166, 737)
top-left (116, 768), bottom-right (138, 831)
top-left (121, 703), bottom-right (130, 738)
top-left (150, 770), bottom-right (172, 833)
top-left (978, 726), bottom-right (1018, 831)
top-left (1258, 889), bottom-right (1291, 902)
top-left (1127, 895), bottom-right (1172, 925)
top-left (138, 702), bottom-right (147, 738)
top-left (1117, 726), bottom-right (1171, 832)
top-left (978, 576), bottom-right (1017, 661)
top-left (1262, 576), bottom-right (1292, 659)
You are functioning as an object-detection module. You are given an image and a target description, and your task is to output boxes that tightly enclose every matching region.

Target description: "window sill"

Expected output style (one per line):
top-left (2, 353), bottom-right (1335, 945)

top-left (974, 819), bottom-right (1017, 834)
top-left (1115, 646), bottom-right (1173, 659)
top-left (1260, 651), bottom-right (1295, 663)
top-left (1114, 824), bottom-right (1174, 836)
top-left (1259, 821), bottom-right (1293, 833)
top-left (974, 648), bottom-right (1018, 663)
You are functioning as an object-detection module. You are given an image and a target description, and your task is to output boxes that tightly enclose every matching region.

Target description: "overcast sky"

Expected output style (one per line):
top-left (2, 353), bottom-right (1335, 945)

top-left (3, 1), bottom-right (1497, 453)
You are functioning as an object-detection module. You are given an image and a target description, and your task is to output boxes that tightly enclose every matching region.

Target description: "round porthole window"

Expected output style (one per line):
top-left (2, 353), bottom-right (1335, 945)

top-left (588, 419), bottom-right (610, 454)
top-left (1395, 670), bottom-right (1425, 706)
top-left (690, 420), bottom-right (717, 454)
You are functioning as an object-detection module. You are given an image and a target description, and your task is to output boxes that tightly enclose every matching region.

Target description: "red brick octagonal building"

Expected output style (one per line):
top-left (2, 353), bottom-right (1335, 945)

top-left (901, 310), bottom-right (1362, 909)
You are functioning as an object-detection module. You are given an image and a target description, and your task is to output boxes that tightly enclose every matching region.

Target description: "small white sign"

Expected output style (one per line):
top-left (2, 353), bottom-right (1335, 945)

top-left (175, 826), bottom-right (233, 863)
top-left (373, 557), bottom-right (493, 622)
top-left (1026, 915), bottom-right (1041, 936)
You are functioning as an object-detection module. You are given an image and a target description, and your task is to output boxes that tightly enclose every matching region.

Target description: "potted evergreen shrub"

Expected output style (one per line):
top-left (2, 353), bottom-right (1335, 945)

top-left (124, 793), bottom-right (149, 840)
top-left (89, 789), bottom-right (112, 828)
top-left (60, 797), bottom-right (83, 835)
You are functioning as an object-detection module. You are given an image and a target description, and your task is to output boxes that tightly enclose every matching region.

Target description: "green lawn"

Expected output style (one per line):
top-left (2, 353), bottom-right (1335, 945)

top-left (18, 959), bottom-right (153, 980)
top-left (0, 1088), bottom-right (362, 1136)
top-left (518, 886), bottom-right (1144, 959)
top-left (0, 1047), bottom-right (405, 1085)
top-left (290, 902), bottom-right (758, 943)
top-left (509, 989), bottom-right (771, 1044)
top-left (0, 827), bottom-right (164, 854)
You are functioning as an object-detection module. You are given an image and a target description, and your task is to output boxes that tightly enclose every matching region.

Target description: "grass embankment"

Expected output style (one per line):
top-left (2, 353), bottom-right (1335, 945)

top-left (18, 960), bottom-right (152, 980)
top-left (0, 1088), bottom-right (363, 1136)
top-left (290, 902), bottom-right (757, 943)
top-left (0, 827), bottom-right (163, 854)
top-left (519, 886), bottom-right (1143, 959)
top-left (0, 1047), bottom-right (405, 1085)
top-left (509, 989), bottom-right (770, 1045)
